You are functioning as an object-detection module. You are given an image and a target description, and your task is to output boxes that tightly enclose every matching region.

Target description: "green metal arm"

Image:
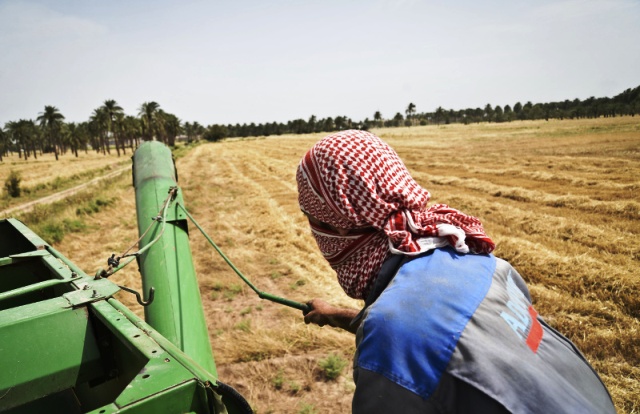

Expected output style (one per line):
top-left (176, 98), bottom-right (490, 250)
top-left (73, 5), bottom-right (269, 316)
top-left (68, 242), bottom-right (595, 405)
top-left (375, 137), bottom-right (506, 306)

top-left (177, 203), bottom-right (311, 313)
top-left (132, 142), bottom-right (217, 376)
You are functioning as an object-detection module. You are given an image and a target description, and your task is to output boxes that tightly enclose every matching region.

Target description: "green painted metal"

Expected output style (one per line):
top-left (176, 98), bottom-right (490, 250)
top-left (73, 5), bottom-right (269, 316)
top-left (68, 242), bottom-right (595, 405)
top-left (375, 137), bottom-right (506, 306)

top-left (0, 276), bottom-right (80, 303)
top-left (132, 141), bottom-right (217, 377)
top-left (0, 218), bottom-right (238, 413)
top-left (0, 297), bottom-right (103, 409)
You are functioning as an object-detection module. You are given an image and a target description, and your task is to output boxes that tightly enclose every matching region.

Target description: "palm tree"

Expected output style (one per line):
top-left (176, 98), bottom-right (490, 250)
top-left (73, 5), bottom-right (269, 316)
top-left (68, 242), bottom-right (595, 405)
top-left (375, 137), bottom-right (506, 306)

top-left (184, 121), bottom-right (205, 143)
top-left (89, 107), bottom-right (110, 154)
top-left (36, 105), bottom-right (65, 160)
top-left (183, 122), bottom-right (193, 143)
top-left (392, 112), bottom-right (404, 127)
top-left (121, 115), bottom-right (141, 150)
top-left (434, 106), bottom-right (445, 125)
top-left (308, 115), bottom-right (317, 133)
top-left (65, 122), bottom-right (89, 157)
top-left (0, 126), bottom-right (8, 162)
top-left (4, 122), bottom-right (18, 158)
top-left (161, 113), bottom-right (182, 146)
top-left (113, 112), bottom-right (127, 155)
top-left (405, 103), bottom-right (416, 125)
top-left (138, 101), bottom-right (160, 141)
top-left (335, 116), bottom-right (347, 130)
top-left (6, 120), bottom-right (40, 160)
top-left (194, 122), bottom-right (205, 140)
top-left (373, 111), bottom-right (383, 127)
top-left (155, 109), bottom-right (168, 144)
top-left (102, 99), bottom-right (124, 156)
top-left (484, 104), bottom-right (494, 121)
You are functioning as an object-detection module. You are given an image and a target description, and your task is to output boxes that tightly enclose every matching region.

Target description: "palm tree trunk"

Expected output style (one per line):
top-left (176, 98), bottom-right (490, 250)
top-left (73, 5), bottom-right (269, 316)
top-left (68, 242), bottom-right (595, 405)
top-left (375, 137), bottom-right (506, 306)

top-left (114, 133), bottom-right (121, 157)
top-left (53, 135), bottom-right (59, 160)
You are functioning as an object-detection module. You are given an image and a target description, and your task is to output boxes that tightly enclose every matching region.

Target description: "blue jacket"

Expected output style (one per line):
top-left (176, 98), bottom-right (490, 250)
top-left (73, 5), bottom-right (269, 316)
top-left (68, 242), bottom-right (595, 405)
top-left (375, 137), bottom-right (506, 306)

top-left (352, 247), bottom-right (616, 413)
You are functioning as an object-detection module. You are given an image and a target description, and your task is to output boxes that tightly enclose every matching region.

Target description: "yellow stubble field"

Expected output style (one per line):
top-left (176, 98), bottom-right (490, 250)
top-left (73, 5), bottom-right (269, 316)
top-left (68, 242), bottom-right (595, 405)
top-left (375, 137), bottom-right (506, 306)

top-left (11, 116), bottom-right (640, 413)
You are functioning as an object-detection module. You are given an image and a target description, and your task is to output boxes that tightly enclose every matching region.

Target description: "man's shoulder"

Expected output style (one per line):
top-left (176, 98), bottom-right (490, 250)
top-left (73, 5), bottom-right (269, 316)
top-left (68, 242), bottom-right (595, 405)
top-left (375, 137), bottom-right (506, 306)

top-left (356, 248), bottom-right (497, 400)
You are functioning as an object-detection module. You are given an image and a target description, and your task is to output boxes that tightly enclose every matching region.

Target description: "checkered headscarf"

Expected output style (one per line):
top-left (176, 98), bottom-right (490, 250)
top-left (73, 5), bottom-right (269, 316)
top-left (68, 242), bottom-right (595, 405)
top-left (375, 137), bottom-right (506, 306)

top-left (297, 130), bottom-right (495, 299)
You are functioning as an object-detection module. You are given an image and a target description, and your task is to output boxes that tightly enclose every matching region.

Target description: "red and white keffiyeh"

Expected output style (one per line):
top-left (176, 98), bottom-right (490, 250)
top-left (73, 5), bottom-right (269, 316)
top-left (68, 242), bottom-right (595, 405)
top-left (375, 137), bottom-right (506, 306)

top-left (297, 130), bottom-right (495, 299)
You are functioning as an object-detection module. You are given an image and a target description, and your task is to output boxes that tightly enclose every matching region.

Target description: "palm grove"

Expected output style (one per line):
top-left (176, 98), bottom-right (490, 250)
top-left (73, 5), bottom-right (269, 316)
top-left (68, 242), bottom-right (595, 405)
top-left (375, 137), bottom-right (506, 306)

top-left (0, 100), bottom-right (205, 162)
top-left (1, 85), bottom-right (638, 161)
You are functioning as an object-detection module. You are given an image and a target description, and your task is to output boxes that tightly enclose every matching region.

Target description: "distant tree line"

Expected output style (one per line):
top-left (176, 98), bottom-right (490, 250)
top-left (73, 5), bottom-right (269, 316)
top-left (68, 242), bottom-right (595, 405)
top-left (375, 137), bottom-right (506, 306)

top-left (0, 100), bottom-right (204, 161)
top-left (202, 114), bottom-right (363, 142)
top-left (409, 85), bottom-right (640, 126)
top-left (1, 86), bottom-right (638, 159)
top-left (202, 85), bottom-right (640, 141)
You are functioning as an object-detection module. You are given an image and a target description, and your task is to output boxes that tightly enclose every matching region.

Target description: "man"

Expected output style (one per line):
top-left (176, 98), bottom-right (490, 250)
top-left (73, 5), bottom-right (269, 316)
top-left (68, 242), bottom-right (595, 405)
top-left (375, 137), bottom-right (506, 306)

top-left (298, 130), bottom-right (616, 413)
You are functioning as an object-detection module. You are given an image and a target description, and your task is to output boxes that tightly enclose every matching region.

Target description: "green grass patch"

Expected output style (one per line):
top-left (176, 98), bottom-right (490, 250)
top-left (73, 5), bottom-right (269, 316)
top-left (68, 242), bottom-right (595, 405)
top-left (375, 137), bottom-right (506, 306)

top-left (223, 284), bottom-right (244, 301)
top-left (16, 174), bottom-right (121, 245)
top-left (298, 403), bottom-right (316, 414)
top-left (318, 354), bottom-right (348, 381)
top-left (3, 170), bottom-right (22, 198)
top-left (289, 279), bottom-right (306, 290)
top-left (21, 164), bottom-right (127, 199)
top-left (288, 381), bottom-right (301, 395)
top-left (76, 197), bottom-right (115, 215)
top-left (234, 319), bottom-right (252, 332)
top-left (209, 283), bottom-right (248, 301)
top-left (270, 271), bottom-right (282, 280)
top-left (34, 219), bottom-right (87, 244)
top-left (272, 370), bottom-right (284, 390)
top-left (171, 140), bottom-right (201, 159)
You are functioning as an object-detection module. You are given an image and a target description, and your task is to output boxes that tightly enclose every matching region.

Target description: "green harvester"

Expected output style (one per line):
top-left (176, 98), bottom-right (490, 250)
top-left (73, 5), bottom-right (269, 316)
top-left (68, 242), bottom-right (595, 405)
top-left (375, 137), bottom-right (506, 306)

top-left (0, 142), bottom-right (254, 413)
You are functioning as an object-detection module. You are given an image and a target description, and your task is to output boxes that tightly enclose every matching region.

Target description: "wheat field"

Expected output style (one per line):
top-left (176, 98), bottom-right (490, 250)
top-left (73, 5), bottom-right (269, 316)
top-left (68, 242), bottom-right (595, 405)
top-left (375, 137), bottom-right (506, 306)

top-left (8, 116), bottom-right (639, 413)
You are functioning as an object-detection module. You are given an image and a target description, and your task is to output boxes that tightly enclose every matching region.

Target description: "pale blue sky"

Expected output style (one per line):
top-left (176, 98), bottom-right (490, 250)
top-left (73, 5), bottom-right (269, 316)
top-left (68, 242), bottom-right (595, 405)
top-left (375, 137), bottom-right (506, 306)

top-left (1, 0), bottom-right (639, 125)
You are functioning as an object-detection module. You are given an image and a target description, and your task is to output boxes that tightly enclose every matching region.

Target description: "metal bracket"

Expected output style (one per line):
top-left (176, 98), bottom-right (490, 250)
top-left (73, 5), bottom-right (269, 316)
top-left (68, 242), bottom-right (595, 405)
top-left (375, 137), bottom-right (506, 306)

top-left (118, 285), bottom-right (155, 307)
top-left (63, 279), bottom-right (120, 307)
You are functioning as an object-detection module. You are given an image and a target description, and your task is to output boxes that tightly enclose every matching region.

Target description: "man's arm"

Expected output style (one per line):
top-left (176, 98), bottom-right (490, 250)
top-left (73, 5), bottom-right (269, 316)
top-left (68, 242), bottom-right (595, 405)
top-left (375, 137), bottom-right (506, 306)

top-left (303, 298), bottom-right (360, 334)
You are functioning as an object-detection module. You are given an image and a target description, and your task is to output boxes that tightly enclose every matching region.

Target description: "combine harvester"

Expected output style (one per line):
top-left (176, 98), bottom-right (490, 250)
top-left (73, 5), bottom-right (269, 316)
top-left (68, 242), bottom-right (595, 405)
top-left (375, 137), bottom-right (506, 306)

top-left (0, 142), bottom-right (304, 413)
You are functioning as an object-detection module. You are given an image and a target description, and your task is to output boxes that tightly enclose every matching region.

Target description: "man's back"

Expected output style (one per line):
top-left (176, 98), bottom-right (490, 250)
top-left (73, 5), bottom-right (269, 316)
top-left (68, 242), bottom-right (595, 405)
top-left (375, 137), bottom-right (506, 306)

top-left (353, 248), bottom-right (616, 414)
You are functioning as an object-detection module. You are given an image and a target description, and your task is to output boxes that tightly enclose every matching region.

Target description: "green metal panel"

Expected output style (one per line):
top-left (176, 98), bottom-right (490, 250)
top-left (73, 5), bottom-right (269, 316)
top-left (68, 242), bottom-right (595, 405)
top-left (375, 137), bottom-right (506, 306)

top-left (0, 297), bottom-right (103, 410)
top-left (0, 219), bottom-right (45, 256)
top-left (0, 242), bottom-right (80, 311)
top-left (88, 300), bottom-right (197, 407)
top-left (132, 141), bottom-right (217, 377)
top-left (88, 380), bottom-right (207, 414)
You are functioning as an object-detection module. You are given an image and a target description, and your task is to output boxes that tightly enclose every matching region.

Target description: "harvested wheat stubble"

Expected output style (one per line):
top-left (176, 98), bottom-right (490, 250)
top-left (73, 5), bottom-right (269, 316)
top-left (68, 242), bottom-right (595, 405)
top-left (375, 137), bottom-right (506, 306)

top-left (23, 117), bottom-right (639, 413)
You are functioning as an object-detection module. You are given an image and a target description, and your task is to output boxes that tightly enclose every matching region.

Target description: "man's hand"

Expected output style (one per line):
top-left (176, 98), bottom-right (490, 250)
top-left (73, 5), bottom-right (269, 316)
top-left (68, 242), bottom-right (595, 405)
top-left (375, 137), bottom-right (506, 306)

top-left (303, 298), bottom-right (360, 334)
